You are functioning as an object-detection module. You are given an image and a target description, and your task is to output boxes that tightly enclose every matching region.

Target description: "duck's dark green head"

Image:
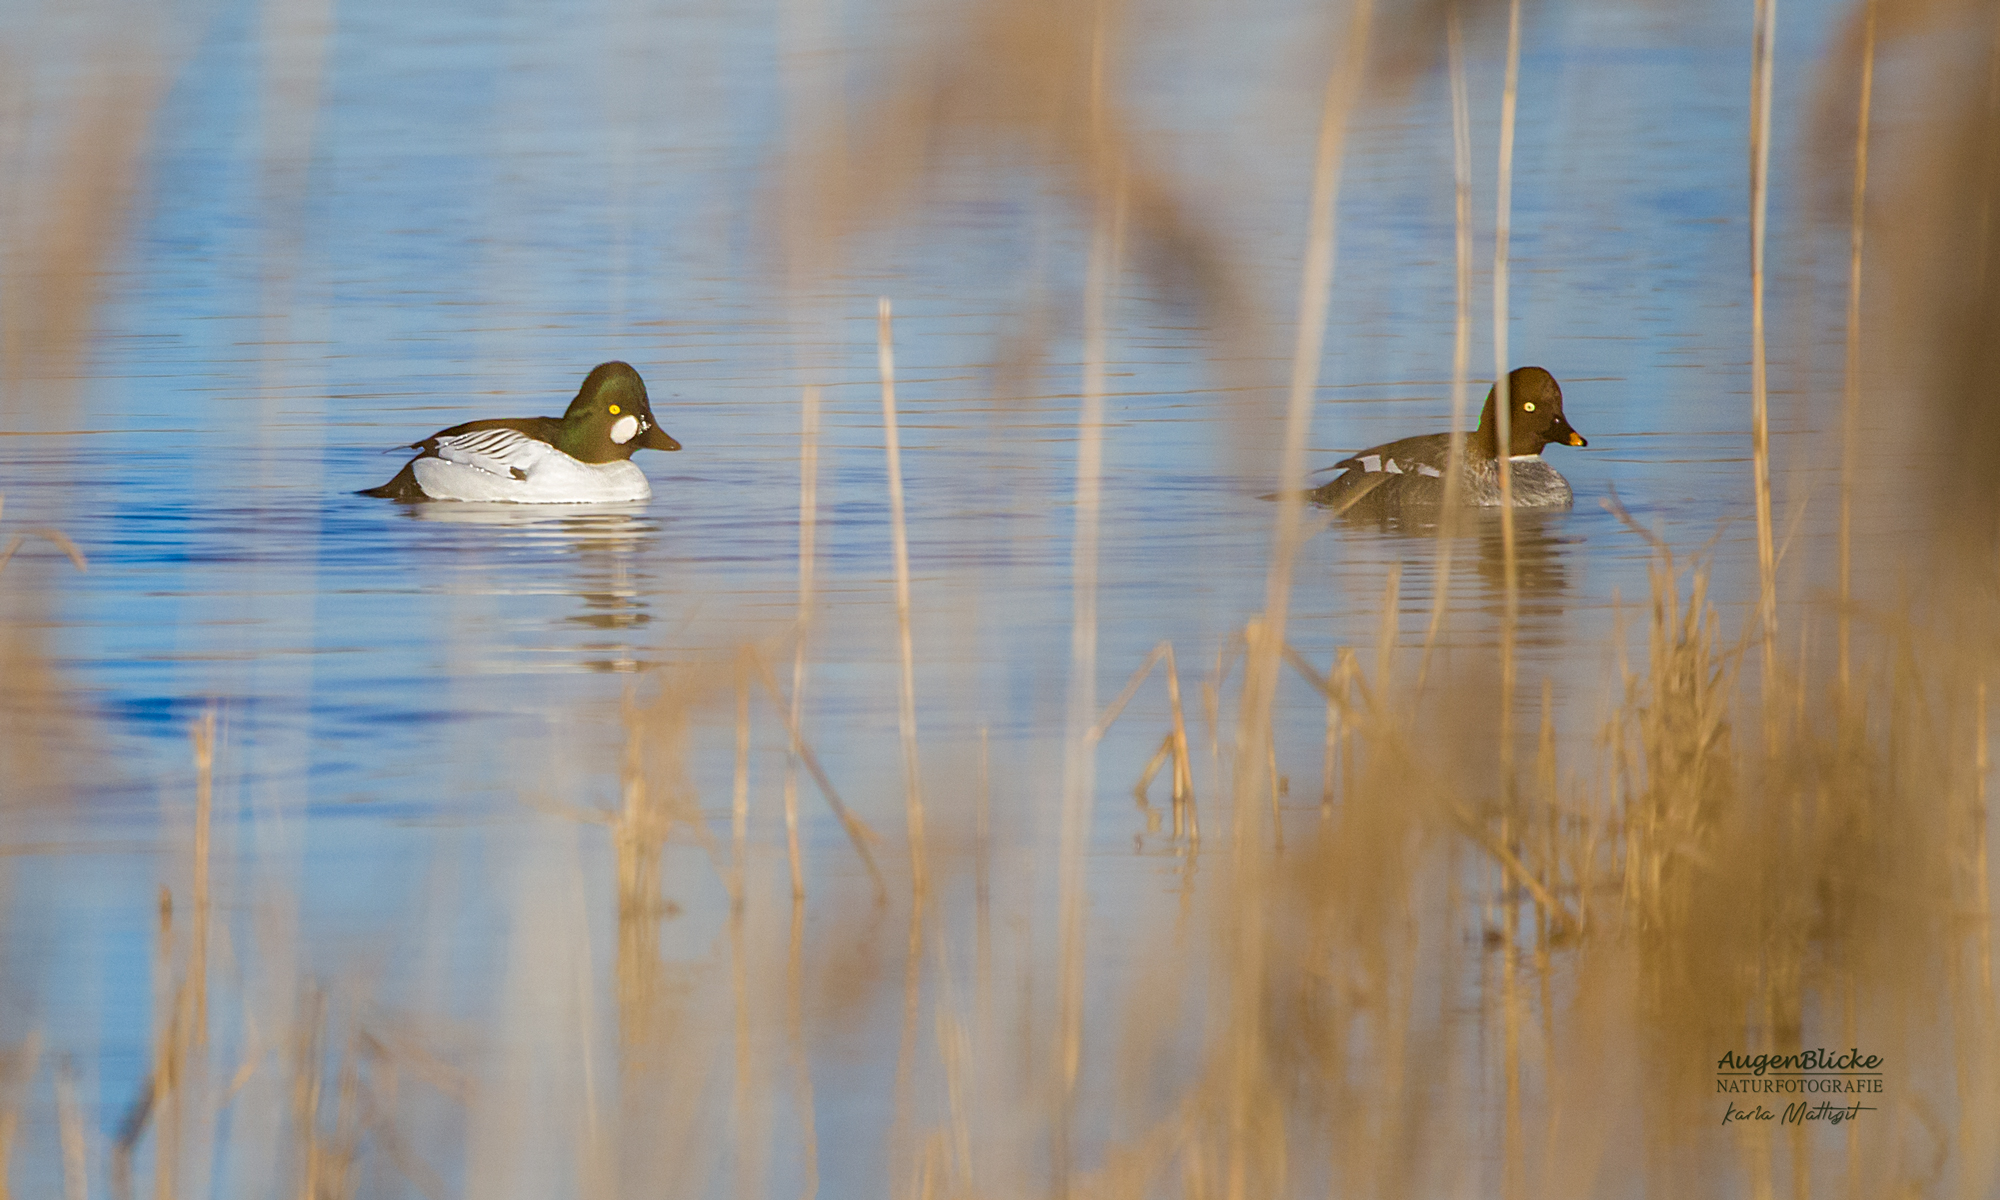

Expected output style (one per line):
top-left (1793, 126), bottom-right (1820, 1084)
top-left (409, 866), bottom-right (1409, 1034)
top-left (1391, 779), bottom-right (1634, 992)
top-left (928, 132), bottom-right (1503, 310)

top-left (1476, 366), bottom-right (1586, 457)
top-left (556, 361), bottom-right (682, 463)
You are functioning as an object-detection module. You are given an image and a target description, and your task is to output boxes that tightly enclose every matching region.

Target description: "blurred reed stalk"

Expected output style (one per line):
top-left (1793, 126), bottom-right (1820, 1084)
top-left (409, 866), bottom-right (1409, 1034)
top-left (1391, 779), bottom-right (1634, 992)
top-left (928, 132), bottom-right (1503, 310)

top-left (55, 1058), bottom-right (84, 1200)
top-left (1420, 1), bottom-right (1478, 678)
top-left (786, 384), bottom-right (823, 901)
top-left (876, 297), bottom-right (935, 1196)
top-left (1055, 7), bottom-right (1124, 1187)
top-left (729, 659), bottom-right (768, 1200)
top-left (1489, 6), bottom-right (1527, 1186)
top-left (1491, 0), bottom-right (1523, 778)
top-left (0, 1033), bottom-right (42, 1200)
top-left (1093, 641), bottom-right (1196, 839)
top-left (1749, 0), bottom-right (1779, 708)
top-left (1838, 0), bottom-right (1876, 696)
top-left (784, 384), bottom-right (822, 1199)
top-left (1222, 3), bottom-right (1373, 1196)
top-left (876, 299), bottom-right (927, 897)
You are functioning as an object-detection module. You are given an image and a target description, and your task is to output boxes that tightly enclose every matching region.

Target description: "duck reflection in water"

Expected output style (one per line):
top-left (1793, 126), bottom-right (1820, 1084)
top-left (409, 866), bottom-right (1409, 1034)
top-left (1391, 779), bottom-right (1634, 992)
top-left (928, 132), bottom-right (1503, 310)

top-left (1470, 510), bottom-right (1573, 628)
top-left (402, 502), bottom-right (660, 672)
top-left (1333, 506), bottom-right (1576, 646)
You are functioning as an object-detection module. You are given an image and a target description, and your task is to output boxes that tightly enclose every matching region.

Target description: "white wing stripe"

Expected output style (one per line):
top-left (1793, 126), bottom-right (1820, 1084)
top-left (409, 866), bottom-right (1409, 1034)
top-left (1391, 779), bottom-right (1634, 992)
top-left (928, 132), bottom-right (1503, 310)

top-left (432, 428), bottom-right (552, 478)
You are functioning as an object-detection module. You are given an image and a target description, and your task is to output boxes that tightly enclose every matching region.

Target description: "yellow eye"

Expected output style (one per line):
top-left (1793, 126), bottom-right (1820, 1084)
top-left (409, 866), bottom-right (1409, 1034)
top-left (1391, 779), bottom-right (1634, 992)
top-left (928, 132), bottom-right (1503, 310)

top-left (1523, 402), bottom-right (1536, 412)
top-left (608, 404), bottom-right (621, 414)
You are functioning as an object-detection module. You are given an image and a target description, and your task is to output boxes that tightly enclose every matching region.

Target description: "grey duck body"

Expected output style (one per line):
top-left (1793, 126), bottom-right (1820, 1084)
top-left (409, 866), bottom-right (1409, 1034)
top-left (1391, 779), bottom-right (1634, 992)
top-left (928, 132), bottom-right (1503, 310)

top-left (1308, 368), bottom-right (1586, 517)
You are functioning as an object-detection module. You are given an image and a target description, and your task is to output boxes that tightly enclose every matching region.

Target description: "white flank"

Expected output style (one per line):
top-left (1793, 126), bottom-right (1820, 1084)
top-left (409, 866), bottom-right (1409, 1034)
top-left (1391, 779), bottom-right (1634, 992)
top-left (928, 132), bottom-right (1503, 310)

top-left (412, 449), bottom-right (651, 503)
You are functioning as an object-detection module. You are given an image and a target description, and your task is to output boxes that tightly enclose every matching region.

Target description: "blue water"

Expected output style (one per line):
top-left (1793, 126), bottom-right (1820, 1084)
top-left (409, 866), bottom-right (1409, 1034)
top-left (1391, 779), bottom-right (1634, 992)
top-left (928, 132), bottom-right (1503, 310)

top-left (0, 0), bottom-right (1874, 1193)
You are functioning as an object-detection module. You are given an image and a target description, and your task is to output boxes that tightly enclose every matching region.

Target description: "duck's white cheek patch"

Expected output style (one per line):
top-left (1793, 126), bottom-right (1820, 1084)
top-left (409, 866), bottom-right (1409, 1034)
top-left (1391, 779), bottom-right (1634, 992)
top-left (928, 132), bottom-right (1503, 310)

top-left (609, 415), bottom-right (640, 444)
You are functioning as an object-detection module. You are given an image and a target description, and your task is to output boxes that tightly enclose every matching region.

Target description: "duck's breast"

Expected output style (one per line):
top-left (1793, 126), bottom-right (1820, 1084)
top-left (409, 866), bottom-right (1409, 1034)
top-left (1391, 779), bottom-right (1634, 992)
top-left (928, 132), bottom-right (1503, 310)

top-left (1463, 457), bottom-right (1572, 508)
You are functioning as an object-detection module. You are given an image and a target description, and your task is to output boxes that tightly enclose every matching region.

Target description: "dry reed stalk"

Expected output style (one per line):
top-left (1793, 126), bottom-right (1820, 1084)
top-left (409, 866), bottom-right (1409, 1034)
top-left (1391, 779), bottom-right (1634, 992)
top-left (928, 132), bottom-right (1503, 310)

top-left (1091, 642), bottom-right (1169, 741)
top-left (1838, 0), bottom-right (1877, 697)
top-left (1055, 13), bottom-right (1126, 1176)
top-left (1222, 7), bottom-right (1373, 1188)
top-left (729, 656), bottom-right (765, 1200)
top-left (1500, 817), bottom-right (1523, 1200)
top-left (1493, 0), bottom-right (1524, 818)
top-left (1265, 732), bottom-right (1283, 853)
top-left (892, 906), bottom-right (923, 1198)
top-left (1374, 564), bottom-right (1401, 694)
top-left (56, 1056), bottom-right (85, 1200)
top-left (975, 728), bottom-right (993, 1039)
top-left (1749, 0), bottom-right (1780, 710)
top-left (123, 712), bottom-right (223, 1200)
top-left (1337, 649), bottom-right (1357, 815)
top-left (0, 1032), bottom-right (42, 1200)
top-left (1089, 640), bottom-right (1196, 837)
top-left (786, 385), bottom-right (823, 902)
top-left (1978, 679), bottom-right (1993, 999)
top-left (612, 687), bottom-right (671, 1049)
top-left (1163, 644), bottom-right (1195, 834)
top-left (1246, 0), bottom-right (1375, 747)
top-left (0, 65), bottom-right (164, 405)
top-left (733, 660), bottom-right (751, 910)
top-left (876, 298), bottom-right (928, 898)
top-left (786, 894), bottom-right (818, 1200)
top-left (0, 524), bottom-right (89, 576)
top-left (1420, 0), bottom-right (1477, 682)
top-left (190, 712), bottom-right (214, 1043)
top-left (750, 653), bottom-right (887, 897)
top-left (1320, 651), bottom-right (1340, 818)
top-left (1133, 736), bottom-right (1170, 817)
top-left (877, 297), bottom-right (934, 1199)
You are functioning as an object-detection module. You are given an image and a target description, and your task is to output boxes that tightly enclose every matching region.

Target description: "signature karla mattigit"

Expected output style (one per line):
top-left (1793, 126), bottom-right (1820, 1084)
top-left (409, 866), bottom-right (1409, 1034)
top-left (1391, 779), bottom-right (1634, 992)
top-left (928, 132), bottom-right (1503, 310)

top-left (1722, 1099), bottom-right (1878, 1127)
top-left (1715, 1049), bottom-right (1884, 1127)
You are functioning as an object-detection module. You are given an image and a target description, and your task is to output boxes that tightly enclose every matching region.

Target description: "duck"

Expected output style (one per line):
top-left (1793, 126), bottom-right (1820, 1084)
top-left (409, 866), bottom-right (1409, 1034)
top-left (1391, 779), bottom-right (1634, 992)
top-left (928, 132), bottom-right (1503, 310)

top-left (359, 361), bottom-right (682, 502)
top-left (1307, 366), bottom-right (1586, 515)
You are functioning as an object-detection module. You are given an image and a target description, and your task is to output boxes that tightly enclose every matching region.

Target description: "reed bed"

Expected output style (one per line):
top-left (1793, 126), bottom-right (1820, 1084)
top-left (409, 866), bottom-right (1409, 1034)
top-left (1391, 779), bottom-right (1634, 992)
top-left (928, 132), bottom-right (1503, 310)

top-left (3, 0), bottom-right (1999, 1196)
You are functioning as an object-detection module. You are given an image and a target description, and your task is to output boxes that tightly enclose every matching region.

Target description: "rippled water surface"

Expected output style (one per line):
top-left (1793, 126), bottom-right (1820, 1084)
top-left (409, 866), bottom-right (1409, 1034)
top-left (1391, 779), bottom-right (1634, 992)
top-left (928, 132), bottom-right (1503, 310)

top-left (0, 0), bottom-right (1875, 1191)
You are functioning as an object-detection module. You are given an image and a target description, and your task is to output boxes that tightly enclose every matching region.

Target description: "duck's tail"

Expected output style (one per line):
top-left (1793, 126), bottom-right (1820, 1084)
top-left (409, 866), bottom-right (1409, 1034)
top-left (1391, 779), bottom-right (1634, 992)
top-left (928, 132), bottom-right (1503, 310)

top-left (357, 461), bottom-right (426, 500)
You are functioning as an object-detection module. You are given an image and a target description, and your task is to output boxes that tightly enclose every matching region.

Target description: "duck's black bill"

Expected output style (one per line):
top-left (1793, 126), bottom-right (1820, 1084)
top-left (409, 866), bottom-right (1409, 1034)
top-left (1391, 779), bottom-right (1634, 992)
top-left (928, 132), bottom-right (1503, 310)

top-left (1551, 416), bottom-right (1587, 448)
top-left (640, 426), bottom-right (682, 451)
